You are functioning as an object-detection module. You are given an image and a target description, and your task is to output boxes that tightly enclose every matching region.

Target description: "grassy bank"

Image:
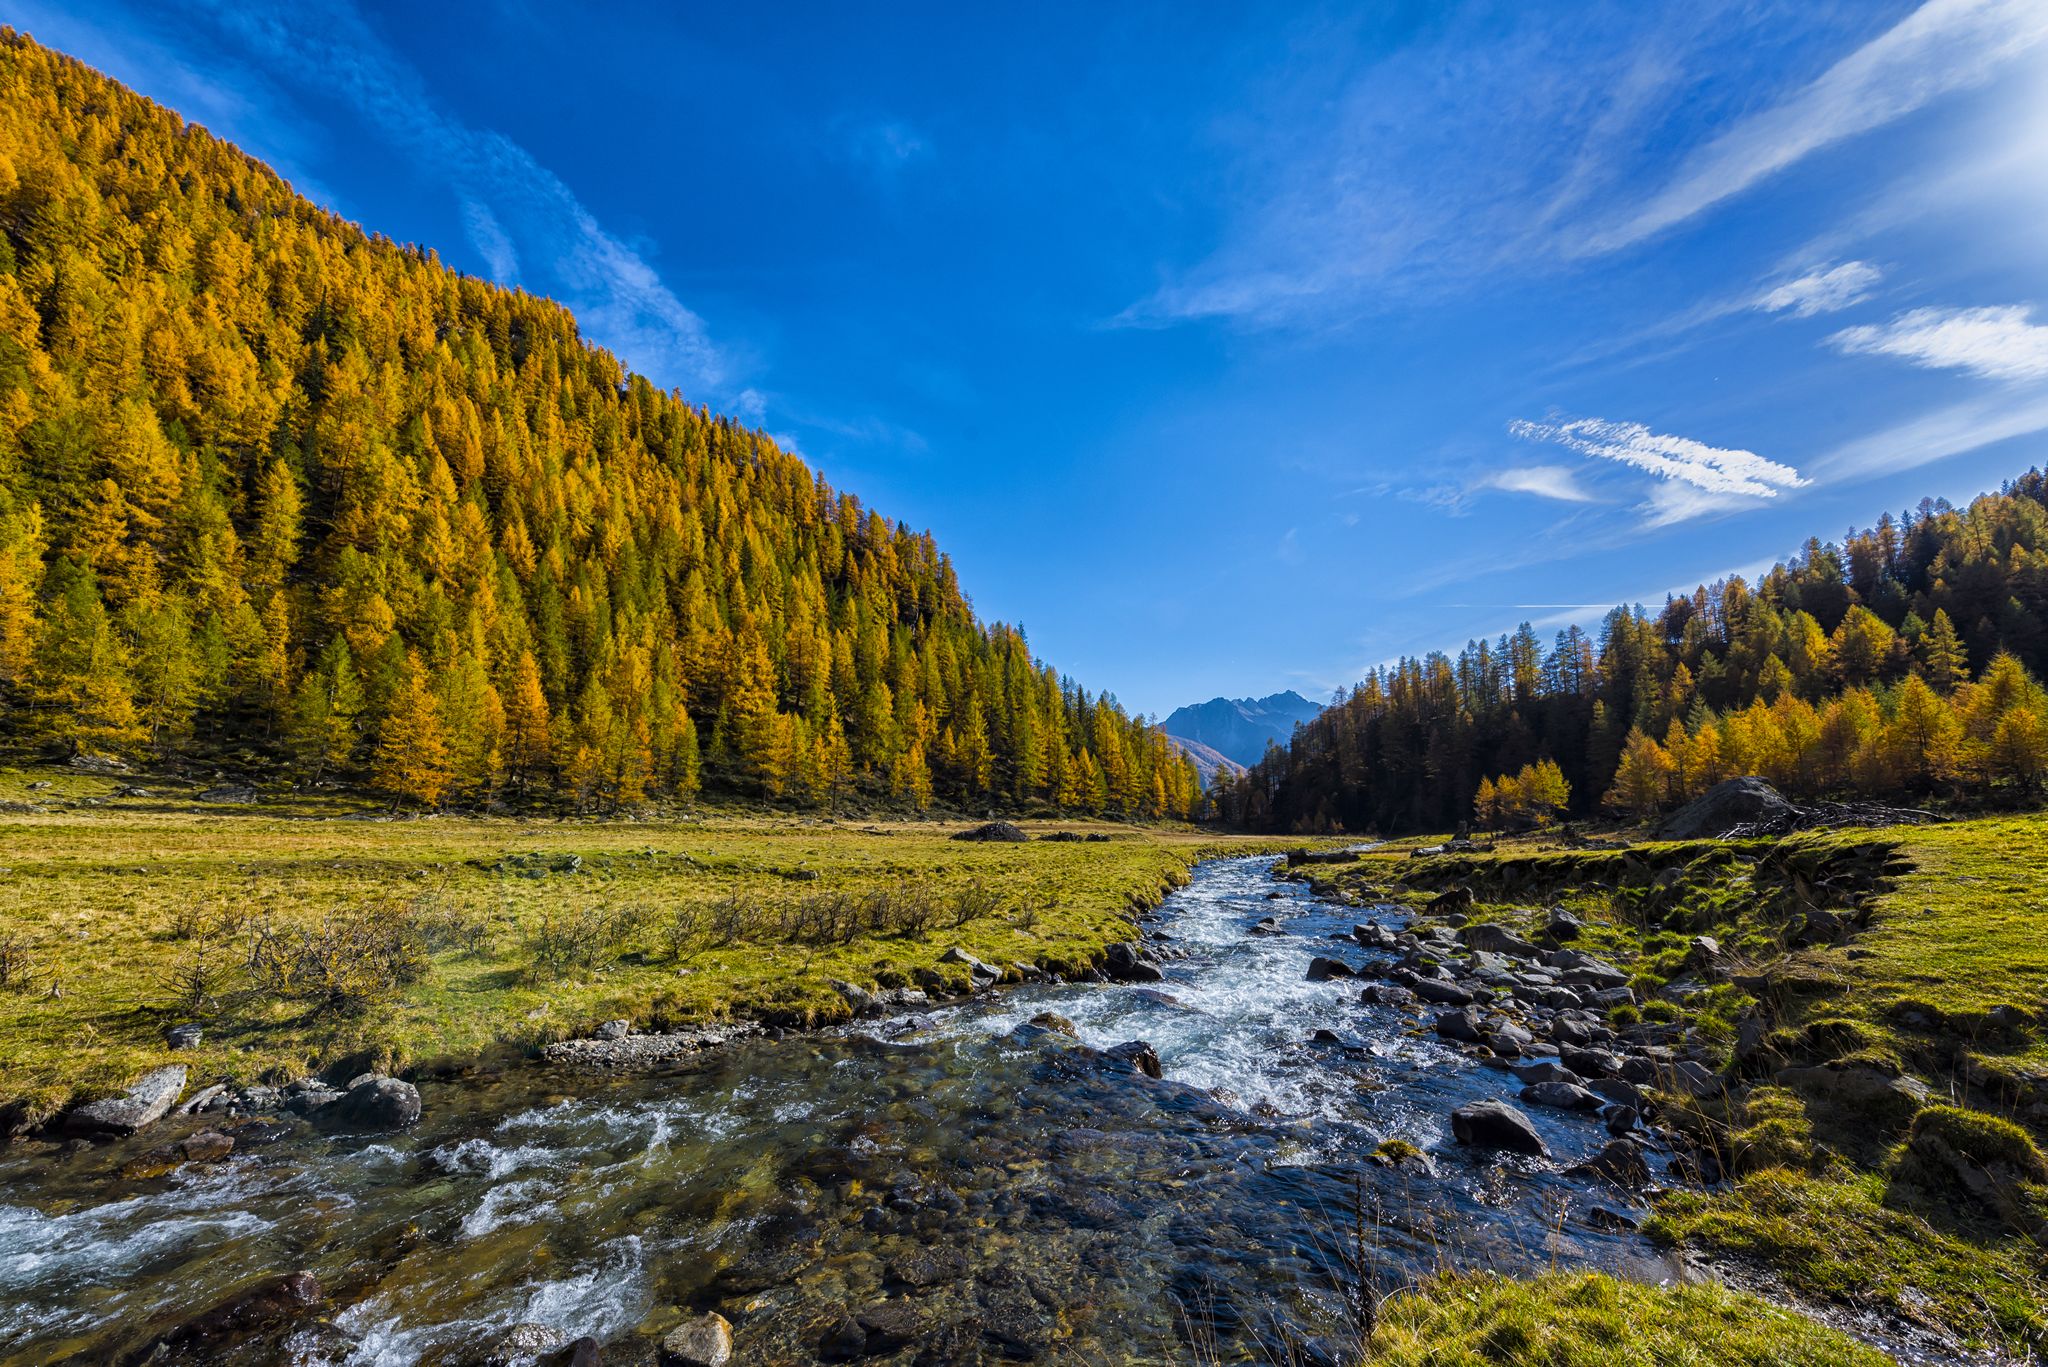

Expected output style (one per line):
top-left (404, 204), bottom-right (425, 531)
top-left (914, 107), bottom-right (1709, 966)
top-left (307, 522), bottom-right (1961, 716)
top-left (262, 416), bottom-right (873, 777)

top-left (0, 763), bottom-right (1299, 1133)
top-left (1294, 812), bottom-right (2048, 1360)
top-left (1365, 1270), bottom-right (1888, 1366)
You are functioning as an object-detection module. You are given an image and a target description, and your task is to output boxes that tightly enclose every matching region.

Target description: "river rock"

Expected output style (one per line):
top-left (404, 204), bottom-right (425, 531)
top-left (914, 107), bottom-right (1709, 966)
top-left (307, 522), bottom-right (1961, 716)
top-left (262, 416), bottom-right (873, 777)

top-left (62, 1064), bottom-right (187, 1137)
top-left (1560, 1047), bottom-right (1621, 1079)
top-left (888, 1245), bottom-right (970, 1288)
top-left (1486, 1021), bottom-right (1533, 1056)
top-left (855, 1300), bottom-right (926, 1354)
top-left (660, 1312), bottom-right (733, 1367)
top-left (1552, 952), bottom-right (1629, 990)
top-left (1570, 1137), bottom-right (1651, 1187)
top-left (1434, 1009), bottom-right (1485, 1043)
top-left (158, 1270), bottom-right (322, 1349)
top-left (830, 979), bottom-right (876, 1013)
top-left (1661, 1059), bottom-right (1722, 1099)
top-left (1552, 1017), bottom-right (1597, 1048)
top-left (319, 1076), bottom-right (421, 1131)
top-left (1105, 1040), bottom-right (1164, 1079)
top-left (1249, 917), bottom-right (1286, 935)
top-left (283, 1083), bottom-right (344, 1116)
top-left (595, 1018), bottom-right (632, 1040)
top-left (819, 1312), bottom-right (868, 1362)
top-left (1027, 1011), bottom-right (1077, 1037)
top-left (1458, 923), bottom-right (1542, 959)
top-left (542, 1339), bottom-right (602, 1367)
top-left (1410, 978), bottom-right (1474, 1006)
top-left (1424, 887), bottom-right (1474, 915)
top-left (1513, 1061), bottom-right (1583, 1087)
top-left (1305, 956), bottom-right (1357, 981)
top-left (941, 946), bottom-right (1002, 983)
top-left (1451, 1100), bottom-right (1546, 1154)
top-left (1520, 1081), bottom-right (1604, 1111)
top-left (1544, 907), bottom-right (1584, 941)
top-left (1587, 1077), bottom-right (1645, 1110)
top-left (1102, 942), bottom-right (1164, 983)
top-left (1359, 983), bottom-right (1414, 1007)
top-left (544, 1022), bottom-right (762, 1068)
top-left (487, 1322), bottom-right (566, 1365)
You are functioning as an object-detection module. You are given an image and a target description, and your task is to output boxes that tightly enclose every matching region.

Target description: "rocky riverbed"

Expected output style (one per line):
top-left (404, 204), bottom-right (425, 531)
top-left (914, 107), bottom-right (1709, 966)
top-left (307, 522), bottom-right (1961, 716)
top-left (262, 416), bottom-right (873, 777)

top-left (0, 855), bottom-right (1763, 1365)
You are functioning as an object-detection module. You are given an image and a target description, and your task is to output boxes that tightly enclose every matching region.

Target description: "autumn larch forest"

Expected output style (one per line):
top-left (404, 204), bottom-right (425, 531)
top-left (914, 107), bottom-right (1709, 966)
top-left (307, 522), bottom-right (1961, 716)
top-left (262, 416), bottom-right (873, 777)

top-left (0, 32), bottom-right (1200, 819)
top-left (1211, 475), bottom-right (2048, 834)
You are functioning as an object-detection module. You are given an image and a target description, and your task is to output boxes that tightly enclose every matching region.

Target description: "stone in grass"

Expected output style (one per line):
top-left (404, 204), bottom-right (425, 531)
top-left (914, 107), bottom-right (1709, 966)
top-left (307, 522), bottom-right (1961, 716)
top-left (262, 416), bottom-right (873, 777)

top-left (660, 1312), bottom-right (733, 1367)
top-left (1450, 1100), bottom-right (1546, 1155)
top-left (950, 821), bottom-right (1028, 842)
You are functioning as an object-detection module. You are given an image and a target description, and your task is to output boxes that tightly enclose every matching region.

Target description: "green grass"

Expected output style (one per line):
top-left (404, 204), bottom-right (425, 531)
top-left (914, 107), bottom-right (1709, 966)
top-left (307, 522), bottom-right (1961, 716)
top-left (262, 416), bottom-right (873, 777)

top-left (0, 762), bottom-right (1303, 1130)
top-left (1365, 1270), bottom-right (1889, 1366)
top-left (1295, 812), bottom-right (2048, 1357)
top-left (1648, 1170), bottom-right (2046, 1354)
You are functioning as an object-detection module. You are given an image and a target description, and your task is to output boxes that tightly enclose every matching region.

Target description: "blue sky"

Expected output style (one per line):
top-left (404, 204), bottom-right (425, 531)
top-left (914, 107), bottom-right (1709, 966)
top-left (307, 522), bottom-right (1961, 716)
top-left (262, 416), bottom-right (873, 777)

top-left (17, 0), bottom-right (2048, 717)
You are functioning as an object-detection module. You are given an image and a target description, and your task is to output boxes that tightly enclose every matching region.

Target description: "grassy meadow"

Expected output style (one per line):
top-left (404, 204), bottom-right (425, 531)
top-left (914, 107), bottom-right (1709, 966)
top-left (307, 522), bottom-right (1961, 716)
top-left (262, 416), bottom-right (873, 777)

top-left (0, 762), bottom-right (1298, 1132)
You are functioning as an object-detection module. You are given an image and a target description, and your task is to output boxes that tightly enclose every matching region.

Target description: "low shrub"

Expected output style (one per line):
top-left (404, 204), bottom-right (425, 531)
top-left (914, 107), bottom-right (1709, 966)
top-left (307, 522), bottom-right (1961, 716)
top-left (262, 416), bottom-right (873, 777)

top-left (245, 909), bottom-right (431, 1014)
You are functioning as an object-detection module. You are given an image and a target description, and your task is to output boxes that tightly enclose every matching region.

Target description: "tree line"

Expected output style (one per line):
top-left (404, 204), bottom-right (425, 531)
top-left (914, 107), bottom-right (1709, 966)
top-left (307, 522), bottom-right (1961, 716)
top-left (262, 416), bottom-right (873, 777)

top-left (0, 32), bottom-right (1199, 816)
top-left (1211, 468), bottom-right (2048, 833)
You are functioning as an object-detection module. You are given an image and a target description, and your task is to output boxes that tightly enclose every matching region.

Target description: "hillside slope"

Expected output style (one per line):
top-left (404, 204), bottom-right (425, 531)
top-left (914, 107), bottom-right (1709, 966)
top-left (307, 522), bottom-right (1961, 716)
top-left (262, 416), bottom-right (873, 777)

top-left (0, 31), bottom-right (1196, 817)
top-left (1212, 472), bottom-right (2048, 834)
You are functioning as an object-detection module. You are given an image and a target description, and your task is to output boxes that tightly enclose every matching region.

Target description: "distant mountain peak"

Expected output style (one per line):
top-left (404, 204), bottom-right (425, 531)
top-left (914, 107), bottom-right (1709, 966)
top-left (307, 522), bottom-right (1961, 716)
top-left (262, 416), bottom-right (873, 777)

top-left (1161, 690), bottom-right (1324, 770)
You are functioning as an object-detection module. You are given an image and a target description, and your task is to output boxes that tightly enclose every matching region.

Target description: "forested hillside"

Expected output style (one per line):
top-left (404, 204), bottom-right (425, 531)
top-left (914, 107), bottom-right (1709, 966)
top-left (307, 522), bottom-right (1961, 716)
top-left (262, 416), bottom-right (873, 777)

top-left (0, 31), bottom-right (1197, 815)
top-left (1213, 471), bottom-right (2048, 833)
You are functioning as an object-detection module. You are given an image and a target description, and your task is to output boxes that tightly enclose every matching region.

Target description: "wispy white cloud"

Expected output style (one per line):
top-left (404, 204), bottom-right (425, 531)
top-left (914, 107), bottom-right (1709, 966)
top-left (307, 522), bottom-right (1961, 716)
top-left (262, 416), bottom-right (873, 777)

top-left (1829, 304), bottom-right (2048, 382)
top-left (196, 2), bottom-right (729, 395)
top-left (1509, 417), bottom-right (1808, 508)
top-left (1479, 465), bottom-right (1600, 503)
top-left (1815, 388), bottom-right (2048, 480)
top-left (1579, 0), bottom-right (2048, 255)
top-left (1121, 1), bottom-right (2048, 329)
top-left (1755, 260), bottom-right (1883, 318)
top-left (459, 200), bottom-right (519, 285)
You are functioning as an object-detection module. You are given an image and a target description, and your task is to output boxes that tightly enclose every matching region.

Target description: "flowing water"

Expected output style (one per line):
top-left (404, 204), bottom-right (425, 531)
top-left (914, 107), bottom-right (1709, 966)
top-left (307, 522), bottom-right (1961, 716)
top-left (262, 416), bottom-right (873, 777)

top-left (0, 857), bottom-right (1676, 1365)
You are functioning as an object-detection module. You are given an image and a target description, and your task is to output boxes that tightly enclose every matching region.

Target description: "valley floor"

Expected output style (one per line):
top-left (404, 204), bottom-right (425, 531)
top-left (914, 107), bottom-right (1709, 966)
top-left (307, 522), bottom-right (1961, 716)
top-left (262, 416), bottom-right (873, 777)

top-left (0, 760), bottom-right (1289, 1132)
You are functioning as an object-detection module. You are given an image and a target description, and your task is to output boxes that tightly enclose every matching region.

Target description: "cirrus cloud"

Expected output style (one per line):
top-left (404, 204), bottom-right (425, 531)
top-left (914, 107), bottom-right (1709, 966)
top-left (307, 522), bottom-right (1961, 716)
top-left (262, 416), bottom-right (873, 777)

top-left (1829, 304), bottom-right (2048, 382)
top-left (1755, 260), bottom-right (1883, 318)
top-left (1509, 416), bottom-right (1807, 527)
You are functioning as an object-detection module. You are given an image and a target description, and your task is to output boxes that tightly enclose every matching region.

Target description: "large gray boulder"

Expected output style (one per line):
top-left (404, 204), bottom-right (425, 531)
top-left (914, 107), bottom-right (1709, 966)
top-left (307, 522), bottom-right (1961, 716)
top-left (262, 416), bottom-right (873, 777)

top-left (319, 1076), bottom-right (421, 1131)
top-left (1451, 1100), bottom-right (1546, 1154)
top-left (951, 821), bottom-right (1027, 843)
top-left (1653, 776), bottom-right (1798, 840)
top-left (62, 1065), bottom-right (187, 1137)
